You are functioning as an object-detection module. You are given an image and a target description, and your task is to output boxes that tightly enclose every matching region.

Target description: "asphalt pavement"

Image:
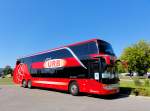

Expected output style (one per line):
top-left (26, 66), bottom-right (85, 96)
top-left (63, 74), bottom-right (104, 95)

top-left (0, 85), bottom-right (150, 111)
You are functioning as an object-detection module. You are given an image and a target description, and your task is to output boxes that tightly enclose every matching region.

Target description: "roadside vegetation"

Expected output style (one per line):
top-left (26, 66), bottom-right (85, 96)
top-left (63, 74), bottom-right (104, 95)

top-left (118, 40), bottom-right (150, 96)
top-left (0, 65), bottom-right (13, 85)
top-left (1, 65), bottom-right (13, 78)
top-left (0, 77), bottom-right (13, 85)
top-left (120, 77), bottom-right (150, 96)
top-left (118, 40), bottom-right (150, 75)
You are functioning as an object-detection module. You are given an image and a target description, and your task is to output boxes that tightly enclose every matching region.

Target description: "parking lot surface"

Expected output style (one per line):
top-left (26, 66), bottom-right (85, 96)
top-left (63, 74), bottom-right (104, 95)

top-left (0, 85), bottom-right (150, 111)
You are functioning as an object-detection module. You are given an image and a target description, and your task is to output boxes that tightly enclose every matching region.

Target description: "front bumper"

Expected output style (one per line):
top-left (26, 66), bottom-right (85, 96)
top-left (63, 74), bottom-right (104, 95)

top-left (89, 84), bottom-right (120, 95)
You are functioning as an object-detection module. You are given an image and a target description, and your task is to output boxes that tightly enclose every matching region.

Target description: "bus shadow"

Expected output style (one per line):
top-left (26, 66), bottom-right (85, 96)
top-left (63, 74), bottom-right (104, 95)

top-left (32, 87), bottom-right (132, 100)
top-left (84, 93), bottom-right (129, 100)
top-left (119, 87), bottom-right (133, 96)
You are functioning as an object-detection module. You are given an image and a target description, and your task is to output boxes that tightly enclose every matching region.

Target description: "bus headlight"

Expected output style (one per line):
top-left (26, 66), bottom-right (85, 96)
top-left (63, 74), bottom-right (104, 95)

top-left (102, 73), bottom-right (116, 79)
top-left (102, 73), bottom-right (111, 78)
top-left (110, 74), bottom-right (115, 79)
top-left (103, 84), bottom-right (119, 90)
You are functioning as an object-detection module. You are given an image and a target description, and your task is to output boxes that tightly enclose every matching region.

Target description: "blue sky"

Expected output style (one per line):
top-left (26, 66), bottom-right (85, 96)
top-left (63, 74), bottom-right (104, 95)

top-left (0, 0), bottom-right (150, 68)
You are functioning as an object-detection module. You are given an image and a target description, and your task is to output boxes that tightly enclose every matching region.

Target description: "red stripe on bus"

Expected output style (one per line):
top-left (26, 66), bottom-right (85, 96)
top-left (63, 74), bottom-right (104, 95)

top-left (31, 57), bottom-right (81, 69)
top-left (32, 62), bottom-right (44, 69)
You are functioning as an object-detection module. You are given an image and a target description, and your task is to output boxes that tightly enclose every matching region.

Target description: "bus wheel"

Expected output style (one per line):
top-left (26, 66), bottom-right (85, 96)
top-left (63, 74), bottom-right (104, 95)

top-left (69, 82), bottom-right (79, 96)
top-left (22, 80), bottom-right (27, 88)
top-left (27, 80), bottom-right (32, 89)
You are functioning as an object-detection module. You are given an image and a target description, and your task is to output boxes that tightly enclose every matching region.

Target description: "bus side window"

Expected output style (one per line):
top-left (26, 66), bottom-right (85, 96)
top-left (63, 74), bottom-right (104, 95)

top-left (70, 42), bottom-right (98, 57)
top-left (16, 61), bottom-right (21, 65)
top-left (88, 42), bottom-right (98, 54)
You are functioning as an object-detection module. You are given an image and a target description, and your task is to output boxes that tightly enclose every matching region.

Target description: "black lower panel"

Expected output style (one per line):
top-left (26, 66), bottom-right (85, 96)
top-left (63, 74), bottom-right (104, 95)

top-left (30, 67), bottom-right (89, 78)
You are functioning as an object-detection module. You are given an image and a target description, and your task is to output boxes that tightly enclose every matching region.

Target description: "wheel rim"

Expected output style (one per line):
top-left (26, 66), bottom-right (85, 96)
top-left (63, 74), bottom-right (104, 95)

top-left (28, 81), bottom-right (31, 88)
top-left (71, 85), bottom-right (78, 94)
top-left (23, 80), bottom-right (26, 87)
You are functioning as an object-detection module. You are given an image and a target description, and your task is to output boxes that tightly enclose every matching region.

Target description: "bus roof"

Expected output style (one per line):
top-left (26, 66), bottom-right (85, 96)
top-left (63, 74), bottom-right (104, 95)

top-left (18, 38), bottom-right (100, 59)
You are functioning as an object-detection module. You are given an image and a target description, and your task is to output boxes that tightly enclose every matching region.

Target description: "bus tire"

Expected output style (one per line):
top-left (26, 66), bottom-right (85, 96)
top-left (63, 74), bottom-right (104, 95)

top-left (22, 80), bottom-right (27, 88)
top-left (69, 82), bottom-right (79, 96)
top-left (27, 80), bottom-right (32, 89)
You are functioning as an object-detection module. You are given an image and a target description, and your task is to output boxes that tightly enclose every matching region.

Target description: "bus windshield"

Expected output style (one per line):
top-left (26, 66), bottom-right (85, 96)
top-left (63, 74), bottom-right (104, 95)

top-left (101, 63), bottom-right (119, 84)
top-left (97, 40), bottom-right (115, 56)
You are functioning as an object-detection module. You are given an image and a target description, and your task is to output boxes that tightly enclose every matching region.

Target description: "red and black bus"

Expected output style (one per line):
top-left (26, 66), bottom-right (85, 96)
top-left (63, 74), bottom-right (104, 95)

top-left (13, 39), bottom-right (119, 96)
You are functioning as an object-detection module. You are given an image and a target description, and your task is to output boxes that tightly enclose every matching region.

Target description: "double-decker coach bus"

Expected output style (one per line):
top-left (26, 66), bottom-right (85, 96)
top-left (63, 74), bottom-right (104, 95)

top-left (13, 39), bottom-right (119, 96)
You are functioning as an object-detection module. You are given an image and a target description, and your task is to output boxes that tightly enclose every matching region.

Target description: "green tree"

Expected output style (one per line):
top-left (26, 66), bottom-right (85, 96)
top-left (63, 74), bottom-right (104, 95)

top-left (3, 65), bottom-right (13, 76)
top-left (116, 62), bottom-right (126, 73)
top-left (120, 40), bottom-right (150, 76)
top-left (148, 68), bottom-right (150, 72)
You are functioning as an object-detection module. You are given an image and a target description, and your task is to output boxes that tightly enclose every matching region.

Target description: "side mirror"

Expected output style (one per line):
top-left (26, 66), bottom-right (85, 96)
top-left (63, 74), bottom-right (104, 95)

top-left (93, 55), bottom-right (111, 65)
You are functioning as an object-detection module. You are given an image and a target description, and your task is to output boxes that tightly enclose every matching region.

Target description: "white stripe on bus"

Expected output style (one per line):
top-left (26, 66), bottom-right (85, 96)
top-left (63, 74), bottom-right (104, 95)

top-left (20, 47), bottom-right (87, 69)
top-left (34, 81), bottom-right (67, 85)
top-left (64, 47), bottom-right (87, 69)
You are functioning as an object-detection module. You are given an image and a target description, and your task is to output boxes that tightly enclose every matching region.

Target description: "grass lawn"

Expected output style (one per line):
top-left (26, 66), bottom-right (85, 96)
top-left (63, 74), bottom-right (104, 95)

top-left (120, 80), bottom-right (135, 88)
top-left (120, 78), bottom-right (150, 96)
top-left (0, 77), bottom-right (14, 85)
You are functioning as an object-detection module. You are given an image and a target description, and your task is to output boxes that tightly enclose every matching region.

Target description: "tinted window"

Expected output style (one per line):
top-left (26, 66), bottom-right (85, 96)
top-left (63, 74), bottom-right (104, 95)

top-left (88, 42), bottom-right (98, 54)
top-left (98, 40), bottom-right (115, 56)
top-left (22, 57), bottom-right (32, 70)
top-left (16, 60), bottom-right (21, 65)
top-left (29, 49), bottom-right (73, 77)
top-left (23, 57), bottom-right (32, 64)
top-left (70, 44), bottom-right (88, 56)
top-left (50, 49), bottom-right (72, 59)
top-left (31, 49), bottom-right (72, 62)
top-left (19, 58), bottom-right (24, 63)
top-left (32, 54), bottom-right (47, 62)
top-left (70, 42), bottom-right (98, 56)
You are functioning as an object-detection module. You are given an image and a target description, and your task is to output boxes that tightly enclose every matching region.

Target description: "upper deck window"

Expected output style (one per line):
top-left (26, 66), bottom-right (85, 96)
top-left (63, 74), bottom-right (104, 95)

top-left (70, 41), bottom-right (98, 56)
top-left (97, 40), bottom-right (115, 56)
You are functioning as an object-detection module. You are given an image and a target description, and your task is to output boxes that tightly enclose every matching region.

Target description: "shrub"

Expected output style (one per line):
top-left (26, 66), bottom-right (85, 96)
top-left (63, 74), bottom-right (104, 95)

top-left (139, 88), bottom-right (150, 96)
top-left (133, 77), bottom-right (142, 87)
top-left (132, 88), bottom-right (150, 96)
top-left (144, 79), bottom-right (150, 87)
top-left (132, 88), bottom-right (140, 96)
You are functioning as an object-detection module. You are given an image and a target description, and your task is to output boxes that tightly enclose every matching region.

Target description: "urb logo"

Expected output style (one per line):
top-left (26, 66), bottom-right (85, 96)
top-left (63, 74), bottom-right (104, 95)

top-left (44, 58), bottom-right (66, 69)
